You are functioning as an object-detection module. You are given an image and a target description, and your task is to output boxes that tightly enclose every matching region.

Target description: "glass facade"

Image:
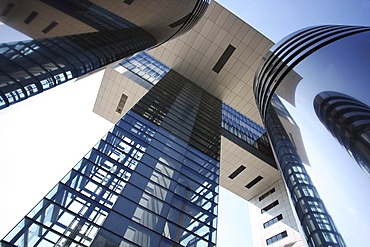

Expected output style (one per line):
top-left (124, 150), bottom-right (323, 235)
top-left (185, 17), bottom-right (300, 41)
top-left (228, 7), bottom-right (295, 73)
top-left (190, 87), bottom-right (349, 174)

top-left (0, 0), bottom-right (211, 110)
top-left (1, 70), bottom-right (220, 247)
top-left (113, 51), bottom-right (274, 165)
top-left (255, 25), bottom-right (370, 246)
top-left (222, 103), bottom-right (275, 167)
top-left (222, 103), bottom-right (266, 146)
top-left (116, 52), bottom-right (170, 86)
top-left (314, 91), bottom-right (370, 176)
top-left (0, 28), bottom-right (156, 110)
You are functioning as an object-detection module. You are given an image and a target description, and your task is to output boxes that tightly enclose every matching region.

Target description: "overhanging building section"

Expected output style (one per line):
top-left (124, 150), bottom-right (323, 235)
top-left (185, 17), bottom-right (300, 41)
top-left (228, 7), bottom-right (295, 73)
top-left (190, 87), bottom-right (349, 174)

top-left (93, 52), bottom-right (280, 202)
top-left (1, 0), bottom-right (343, 246)
top-left (0, 0), bottom-right (209, 110)
top-left (91, 0), bottom-right (278, 202)
top-left (147, 1), bottom-right (274, 126)
top-left (93, 1), bottom-right (274, 127)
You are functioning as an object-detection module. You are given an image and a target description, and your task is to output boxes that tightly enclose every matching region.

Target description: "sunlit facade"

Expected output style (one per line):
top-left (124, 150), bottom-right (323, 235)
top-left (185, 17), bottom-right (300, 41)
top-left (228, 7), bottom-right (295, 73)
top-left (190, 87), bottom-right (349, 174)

top-left (2, 70), bottom-right (221, 247)
top-left (0, 0), bottom-right (209, 109)
top-left (2, 1), bottom-right (369, 247)
top-left (254, 25), bottom-right (370, 246)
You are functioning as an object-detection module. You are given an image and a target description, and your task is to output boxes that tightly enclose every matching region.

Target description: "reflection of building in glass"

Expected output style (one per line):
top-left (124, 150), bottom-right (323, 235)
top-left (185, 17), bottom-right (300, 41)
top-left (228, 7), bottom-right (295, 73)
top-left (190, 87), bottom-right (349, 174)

top-left (8, 1), bottom-right (370, 247)
top-left (270, 95), bottom-right (310, 166)
top-left (221, 102), bottom-right (276, 167)
top-left (264, 99), bottom-right (345, 246)
top-left (314, 91), bottom-right (370, 176)
top-left (2, 70), bottom-right (220, 246)
top-left (255, 25), bottom-right (370, 246)
top-left (92, 51), bottom-right (304, 246)
top-left (0, 0), bottom-right (209, 109)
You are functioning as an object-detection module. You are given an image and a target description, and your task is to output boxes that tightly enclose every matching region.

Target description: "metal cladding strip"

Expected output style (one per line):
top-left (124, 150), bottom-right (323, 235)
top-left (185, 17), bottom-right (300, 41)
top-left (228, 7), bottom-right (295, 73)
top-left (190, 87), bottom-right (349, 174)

top-left (255, 25), bottom-right (368, 120)
top-left (157, 0), bottom-right (210, 46)
top-left (254, 25), bottom-right (370, 122)
top-left (254, 25), bottom-right (349, 109)
top-left (253, 25), bottom-right (333, 99)
top-left (259, 26), bottom-right (367, 118)
top-left (255, 25), bottom-right (349, 112)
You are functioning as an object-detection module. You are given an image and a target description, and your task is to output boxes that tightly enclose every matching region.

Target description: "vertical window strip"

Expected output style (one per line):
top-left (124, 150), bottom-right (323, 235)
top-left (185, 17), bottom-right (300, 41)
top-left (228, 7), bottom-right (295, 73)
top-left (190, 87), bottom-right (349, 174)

top-left (228, 165), bottom-right (246, 179)
top-left (212, 44), bottom-right (236, 73)
top-left (124, 0), bottom-right (134, 5)
top-left (245, 175), bottom-right (263, 189)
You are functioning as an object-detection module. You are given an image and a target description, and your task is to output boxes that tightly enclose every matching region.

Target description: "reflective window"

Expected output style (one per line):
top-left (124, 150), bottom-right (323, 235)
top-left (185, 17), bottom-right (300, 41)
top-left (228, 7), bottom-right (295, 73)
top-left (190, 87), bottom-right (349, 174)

top-left (117, 52), bottom-right (170, 85)
top-left (263, 214), bottom-right (283, 228)
top-left (266, 230), bottom-right (288, 245)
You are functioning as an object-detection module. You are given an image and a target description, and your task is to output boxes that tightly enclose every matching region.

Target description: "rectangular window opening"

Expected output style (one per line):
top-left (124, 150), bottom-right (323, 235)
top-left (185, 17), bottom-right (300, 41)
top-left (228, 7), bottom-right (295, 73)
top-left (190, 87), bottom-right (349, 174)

top-left (42, 21), bottom-right (58, 34)
top-left (1, 3), bottom-right (14, 16)
top-left (263, 214), bottom-right (283, 228)
top-left (245, 175), bottom-right (263, 189)
top-left (228, 165), bottom-right (246, 179)
top-left (266, 231), bottom-right (288, 245)
top-left (24, 11), bottom-right (38, 24)
top-left (261, 200), bottom-right (279, 214)
top-left (116, 94), bottom-right (128, 114)
top-left (259, 187), bottom-right (275, 201)
top-left (212, 44), bottom-right (236, 73)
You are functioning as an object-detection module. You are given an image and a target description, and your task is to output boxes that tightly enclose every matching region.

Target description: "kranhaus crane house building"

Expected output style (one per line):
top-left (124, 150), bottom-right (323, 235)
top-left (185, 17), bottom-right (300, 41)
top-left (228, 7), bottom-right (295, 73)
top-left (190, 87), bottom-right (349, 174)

top-left (0, 0), bottom-right (369, 246)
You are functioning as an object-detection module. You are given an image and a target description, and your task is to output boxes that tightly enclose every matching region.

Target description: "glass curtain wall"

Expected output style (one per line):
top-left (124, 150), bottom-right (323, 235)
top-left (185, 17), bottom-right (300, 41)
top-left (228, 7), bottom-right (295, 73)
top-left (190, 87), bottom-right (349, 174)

top-left (1, 70), bottom-right (220, 247)
top-left (254, 25), bottom-right (370, 246)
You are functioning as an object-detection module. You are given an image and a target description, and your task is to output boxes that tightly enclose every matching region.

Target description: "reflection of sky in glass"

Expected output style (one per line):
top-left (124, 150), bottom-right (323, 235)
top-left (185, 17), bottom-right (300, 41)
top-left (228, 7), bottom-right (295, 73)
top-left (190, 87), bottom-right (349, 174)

top-left (222, 103), bottom-right (266, 141)
top-left (118, 52), bottom-right (170, 85)
top-left (275, 31), bottom-right (370, 246)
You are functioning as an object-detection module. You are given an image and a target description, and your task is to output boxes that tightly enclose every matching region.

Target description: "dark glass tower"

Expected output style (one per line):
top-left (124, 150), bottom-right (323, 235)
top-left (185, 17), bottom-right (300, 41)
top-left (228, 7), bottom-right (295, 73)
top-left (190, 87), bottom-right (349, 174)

top-left (255, 25), bottom-right (370, 246)
top-left (314, 91), bottom-right (370, 176)
top-left (1, 70), bottom-right (220, 247)
top-left (0, 0), bottom-right (210, 110)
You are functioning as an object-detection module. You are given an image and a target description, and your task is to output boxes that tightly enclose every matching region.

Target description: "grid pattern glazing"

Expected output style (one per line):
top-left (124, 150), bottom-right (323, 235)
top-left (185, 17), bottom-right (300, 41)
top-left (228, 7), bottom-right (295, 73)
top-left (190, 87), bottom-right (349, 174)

top-left (0, 28), bottom-right (156, 110)
top-left (1, 70), bottom-right (220, 247)
top-left (266, 231), bottom-right (287, 245)
top-left (222, 103), bottom-right (273, 157)
top-left (119, 52), bottom-right (170, 85)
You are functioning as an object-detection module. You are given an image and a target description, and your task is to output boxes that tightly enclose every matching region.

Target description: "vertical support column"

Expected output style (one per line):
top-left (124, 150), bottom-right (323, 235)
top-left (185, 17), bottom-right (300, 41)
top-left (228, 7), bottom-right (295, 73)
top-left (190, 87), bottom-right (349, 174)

top-left (264, 100), bottom-right (345, 246)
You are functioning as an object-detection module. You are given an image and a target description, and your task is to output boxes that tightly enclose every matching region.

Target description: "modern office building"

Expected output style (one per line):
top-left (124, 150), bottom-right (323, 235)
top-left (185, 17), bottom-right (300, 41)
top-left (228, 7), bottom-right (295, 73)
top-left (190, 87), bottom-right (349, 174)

top-left (254, 25), bottom-right (370, 246)
top-left (314, 91), bottom-right (370, 176)
top-left (1, 1), bottom-right (369, 246)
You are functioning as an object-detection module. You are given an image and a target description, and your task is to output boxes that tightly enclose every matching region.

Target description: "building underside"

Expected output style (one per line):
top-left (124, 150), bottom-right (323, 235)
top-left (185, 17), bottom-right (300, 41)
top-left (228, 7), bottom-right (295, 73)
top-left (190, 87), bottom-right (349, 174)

top-left (1, 1), bottom-right (369, 246)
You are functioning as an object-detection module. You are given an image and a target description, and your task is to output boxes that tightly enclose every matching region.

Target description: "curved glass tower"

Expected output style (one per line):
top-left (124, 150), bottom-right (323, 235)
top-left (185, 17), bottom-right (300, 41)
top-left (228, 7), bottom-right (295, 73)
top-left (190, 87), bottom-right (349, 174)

top-left (0, 0), bottom-right (210, 110)
top-left (314, 91), bottom-right (370, 176)
top-left (254, 25), bottom-right (370, 246)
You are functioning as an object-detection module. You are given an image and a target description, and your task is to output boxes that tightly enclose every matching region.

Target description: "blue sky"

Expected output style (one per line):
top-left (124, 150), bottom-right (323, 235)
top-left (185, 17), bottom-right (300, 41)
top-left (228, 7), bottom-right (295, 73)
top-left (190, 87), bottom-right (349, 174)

top-left (0, 24), bottom-right (252, 245)
top-left (218, 0), bottom-right (370, 42)
top-left (0, 0), bottom-right (369, 246)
